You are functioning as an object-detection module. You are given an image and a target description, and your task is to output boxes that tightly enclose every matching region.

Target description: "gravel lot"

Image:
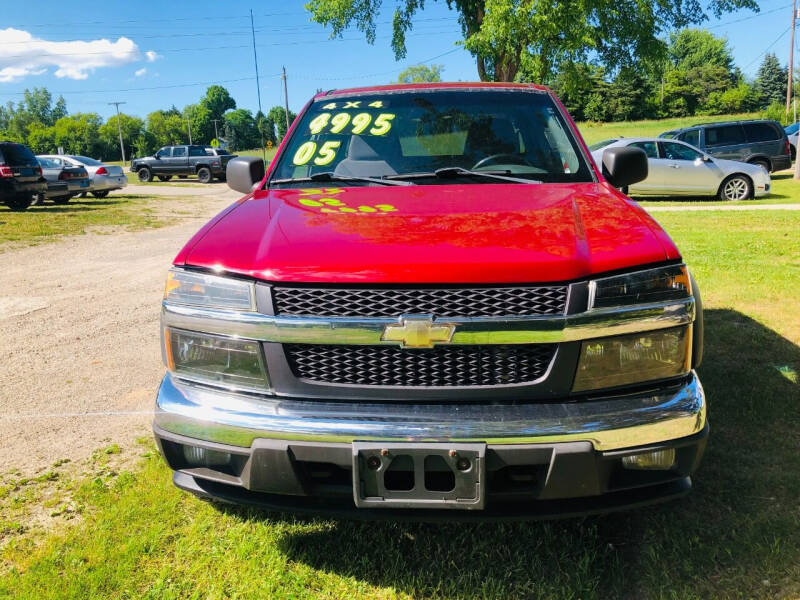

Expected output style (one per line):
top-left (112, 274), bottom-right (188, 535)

top-left (0, 188), bottom-right (238, 474)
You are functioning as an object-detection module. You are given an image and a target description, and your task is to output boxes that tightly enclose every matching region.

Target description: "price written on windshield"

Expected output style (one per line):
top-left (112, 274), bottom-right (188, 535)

top-left (308, 112), bottom-right (395, 137)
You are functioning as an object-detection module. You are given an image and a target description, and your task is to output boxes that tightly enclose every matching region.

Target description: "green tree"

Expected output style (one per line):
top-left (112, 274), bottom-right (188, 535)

top-left (200, 85), bottom-right (237, 122)
top-left (255, 110), bottom-right (277, 147)
top-left (669, 28), bottom-right (734, 73)
top-left (306, 0), bottom-right (757, 82)
top-left (223, 108), bottom-right (259, 151)
top-left (183, 103), bottom-right (214, 145)
top-left (27, 123), bottom-right (56, 154)
top-left (98, 113), bottom-right (145, 161)
top-left (145, 110), bottom-right (187, 150)
top-left (267, 106), bottom-right (297, 142)
top-left (397, 64), bottom-right (444, 83)
top-left (606, 67), bottom-right (651, 121)
top-left (53, 113), bottom-right (103, 157)
top-left (755, 53), bottom-right (787, 108)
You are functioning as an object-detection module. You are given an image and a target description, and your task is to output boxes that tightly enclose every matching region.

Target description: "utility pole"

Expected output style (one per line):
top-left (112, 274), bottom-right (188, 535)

top-left (788, 0), bottom-right (797, 114)
top-left (212, 119), bottom-right (220, 141)
top-left (108, 101), bottom-right (126, 166)
top-left (250, 8), bottom-right (265, 160)
top-left (186, 118), bottom-right (192, 145)
top-left (282, 66), bottom-right (290, 133)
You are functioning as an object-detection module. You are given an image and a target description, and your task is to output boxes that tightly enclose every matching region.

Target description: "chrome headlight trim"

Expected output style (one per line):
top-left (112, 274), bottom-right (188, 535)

top-left (161, 297), bottom-right (695, 346)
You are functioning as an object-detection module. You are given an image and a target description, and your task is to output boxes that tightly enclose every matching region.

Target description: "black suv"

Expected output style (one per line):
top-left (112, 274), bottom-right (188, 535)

top-left (131, 145), bottom-right (236, 183)
top-left (0, 142), bottom-right (47, 211)
top-left (659, 120), bottom-right (790, 172)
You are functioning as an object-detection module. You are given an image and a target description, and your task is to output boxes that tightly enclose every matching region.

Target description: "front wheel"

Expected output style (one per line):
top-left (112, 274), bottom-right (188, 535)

top-left (92, 190), bottom-right (109, 199)
top-left (157, 175), bottom-right (172, 182)
top-left (137, 168), bottom-right (152, 183)
top-left (4, 195), bottom-right (32, 211)
top-left (196, 167), bottom-right (212, 184)
top-left (52, 196), bottom-right (71, 205)
top-left (718, 175), bottom-right (752, 201)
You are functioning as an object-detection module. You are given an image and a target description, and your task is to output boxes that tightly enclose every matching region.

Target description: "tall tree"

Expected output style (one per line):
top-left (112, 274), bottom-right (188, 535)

top-left (98, 114), bottom-right (145, 161)
top-left (267, 106), bottom-right (298, 142)
top-left (755, 53), bottom-right (787, 107)
top-left (223, 108), bottom-right (259, 150)
top-left (669, 28), bottom-right (734, 72)
top-left (200, 85), bottom-right (237, 122)
top-left (305, 0), bottom-right (758, 82)
top-left (183, 103), bottom-right (214, 144)
top-left (397, 64), bottom-right (444, 83)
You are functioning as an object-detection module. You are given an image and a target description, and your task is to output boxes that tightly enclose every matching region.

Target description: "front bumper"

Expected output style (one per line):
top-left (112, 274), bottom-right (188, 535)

top-left (154, 371), bottom-right (707, 518)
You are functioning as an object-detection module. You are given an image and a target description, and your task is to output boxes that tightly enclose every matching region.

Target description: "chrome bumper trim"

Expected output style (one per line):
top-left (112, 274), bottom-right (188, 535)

top-left (154, 371), bottom-right (706, 451)
top-left (161, 297), bottom-right (695, 346)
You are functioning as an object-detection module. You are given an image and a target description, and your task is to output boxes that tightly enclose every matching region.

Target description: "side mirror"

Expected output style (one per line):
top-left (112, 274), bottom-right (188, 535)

top-left (227, 156), bottom-right (265, 194)
top-left (601, 146), bottom-right (648, 188)
top-left (702, 154), bottom-right (712, 162)
top-left (153, 154), bottom-right (160, 160)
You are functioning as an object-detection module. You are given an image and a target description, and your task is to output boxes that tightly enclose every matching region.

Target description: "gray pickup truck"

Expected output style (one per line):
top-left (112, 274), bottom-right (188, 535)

top-left (131, 145), bottom-right (236, 183)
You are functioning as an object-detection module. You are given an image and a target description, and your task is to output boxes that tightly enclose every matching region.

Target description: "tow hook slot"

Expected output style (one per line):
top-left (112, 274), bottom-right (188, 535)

top-left (352, 442), bottom-right (486, 510)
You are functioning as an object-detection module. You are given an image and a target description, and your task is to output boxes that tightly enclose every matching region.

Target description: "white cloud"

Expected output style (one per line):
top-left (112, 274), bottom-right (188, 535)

top-left (145, 51), bottom-right (161, 62)
top-left (0, 28), bottom-right (142, 82)
top-left (134, 67), bottom-right (147, 77)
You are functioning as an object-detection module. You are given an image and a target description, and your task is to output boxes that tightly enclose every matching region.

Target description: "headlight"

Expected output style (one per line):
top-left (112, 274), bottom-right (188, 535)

top-left (589, 265), bottom-right (690, 309)
top-left (164, 268), bottom-right (254, 311)
top-left (164, 328), bottom-right (269, 391)
top-left (572, 326), bottom-right (691, 392)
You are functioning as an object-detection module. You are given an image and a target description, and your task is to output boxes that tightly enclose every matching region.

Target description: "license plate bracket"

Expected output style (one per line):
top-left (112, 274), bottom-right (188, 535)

top-left (352, 442), bottom-right (486, 510)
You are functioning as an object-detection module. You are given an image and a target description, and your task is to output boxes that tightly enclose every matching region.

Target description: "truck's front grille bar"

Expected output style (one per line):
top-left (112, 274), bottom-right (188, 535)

top-left (285, 343), bottom-right (557, 387)
top-left (272, 285), bottom-right (568, 318)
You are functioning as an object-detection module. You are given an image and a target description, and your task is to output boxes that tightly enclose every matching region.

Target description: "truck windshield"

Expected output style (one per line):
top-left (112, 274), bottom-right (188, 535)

top-left (270, 90), bottom-right (593, 185)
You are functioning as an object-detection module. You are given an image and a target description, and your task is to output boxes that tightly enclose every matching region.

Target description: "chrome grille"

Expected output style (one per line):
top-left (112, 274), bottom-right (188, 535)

top-left (285, 344), bottom-right (556, 387)
top-left (272, 286), bottom-right (568, 318)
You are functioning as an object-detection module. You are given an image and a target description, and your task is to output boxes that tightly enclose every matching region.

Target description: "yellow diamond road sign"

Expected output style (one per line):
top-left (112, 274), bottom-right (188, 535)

top-left (381, 316), bottom-right (456, 349)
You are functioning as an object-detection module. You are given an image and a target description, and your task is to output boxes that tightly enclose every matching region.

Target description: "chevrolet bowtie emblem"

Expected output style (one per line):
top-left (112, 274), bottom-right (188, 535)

top-left (381, 315), bottom-right (456, 349)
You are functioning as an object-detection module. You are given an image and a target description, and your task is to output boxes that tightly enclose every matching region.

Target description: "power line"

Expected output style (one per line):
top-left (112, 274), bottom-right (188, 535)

top-left (742, 24), bottom-right (792, 71)
top-left (708, 3), bottom-right (792, 29)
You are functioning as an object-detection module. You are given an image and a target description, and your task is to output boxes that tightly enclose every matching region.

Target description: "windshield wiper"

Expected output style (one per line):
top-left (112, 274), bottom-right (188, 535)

top-left (388, 168), bottom-right (541, 185)
top-left (270, 172), bottom-right (412, 187)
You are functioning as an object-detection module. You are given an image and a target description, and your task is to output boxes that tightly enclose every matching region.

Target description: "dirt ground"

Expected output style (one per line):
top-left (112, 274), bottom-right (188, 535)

top-left (0, 188), bottom-right (238, 475)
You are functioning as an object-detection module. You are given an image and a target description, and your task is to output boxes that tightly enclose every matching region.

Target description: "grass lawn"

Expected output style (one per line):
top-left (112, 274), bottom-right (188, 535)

top-left (577, 113), bottom-right (759, 146)
top-left (0, 194), bottom-right (176, 247)
top-left (1, 209), bottom-right (798, 599)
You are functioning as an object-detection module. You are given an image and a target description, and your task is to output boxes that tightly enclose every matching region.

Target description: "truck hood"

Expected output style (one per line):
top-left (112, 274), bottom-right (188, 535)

top-left (180, 183), bottom-right (679, 284)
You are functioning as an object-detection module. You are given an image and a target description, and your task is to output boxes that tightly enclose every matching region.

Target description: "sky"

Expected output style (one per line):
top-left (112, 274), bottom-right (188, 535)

top-left (0, 0), bottom-right (790, 121)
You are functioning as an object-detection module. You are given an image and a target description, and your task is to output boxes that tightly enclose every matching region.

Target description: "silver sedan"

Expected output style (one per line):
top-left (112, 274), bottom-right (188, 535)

top-left (37, 154), bottom-right (127, 198)
top-left (591, 137), bottom-right (771, 201)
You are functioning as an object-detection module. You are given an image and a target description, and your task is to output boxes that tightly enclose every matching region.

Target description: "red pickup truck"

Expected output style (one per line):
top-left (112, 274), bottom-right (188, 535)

top-left (154, 83), bottom-right (706, 518)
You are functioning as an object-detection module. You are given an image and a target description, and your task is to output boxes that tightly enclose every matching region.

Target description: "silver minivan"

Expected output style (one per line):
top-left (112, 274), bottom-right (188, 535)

top-left (660, 120), bottom-right (790, 172)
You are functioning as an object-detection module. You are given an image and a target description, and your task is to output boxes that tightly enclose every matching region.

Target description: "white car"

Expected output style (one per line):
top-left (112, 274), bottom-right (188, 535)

top-left (590, 137), bottom-right (771, 201)
top-left (36, 154), bottom-right (127, 198)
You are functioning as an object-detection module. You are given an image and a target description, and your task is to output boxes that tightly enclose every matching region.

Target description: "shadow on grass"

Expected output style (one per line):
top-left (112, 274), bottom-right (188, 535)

top-left (218, 309), bottom-right (800, 599)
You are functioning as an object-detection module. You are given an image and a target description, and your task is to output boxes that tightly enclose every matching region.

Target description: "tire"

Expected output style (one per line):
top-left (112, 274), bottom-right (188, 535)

top-left (718, 174), bottom-right (752, 201)
top-left (157, 175), bottom-right (172, 182)
top-left (92, 190), bottom-right (109, 199)
top-left (52, 196), bottom-right (71, 205)
top-left (197, 167), bottom-right (212, 184)
top-left (749, 159), bottom-right (770, 172)
top-left (137, 167), bottom-right (152, 183)
top-left (4, 195), bottom-right (32, 211)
